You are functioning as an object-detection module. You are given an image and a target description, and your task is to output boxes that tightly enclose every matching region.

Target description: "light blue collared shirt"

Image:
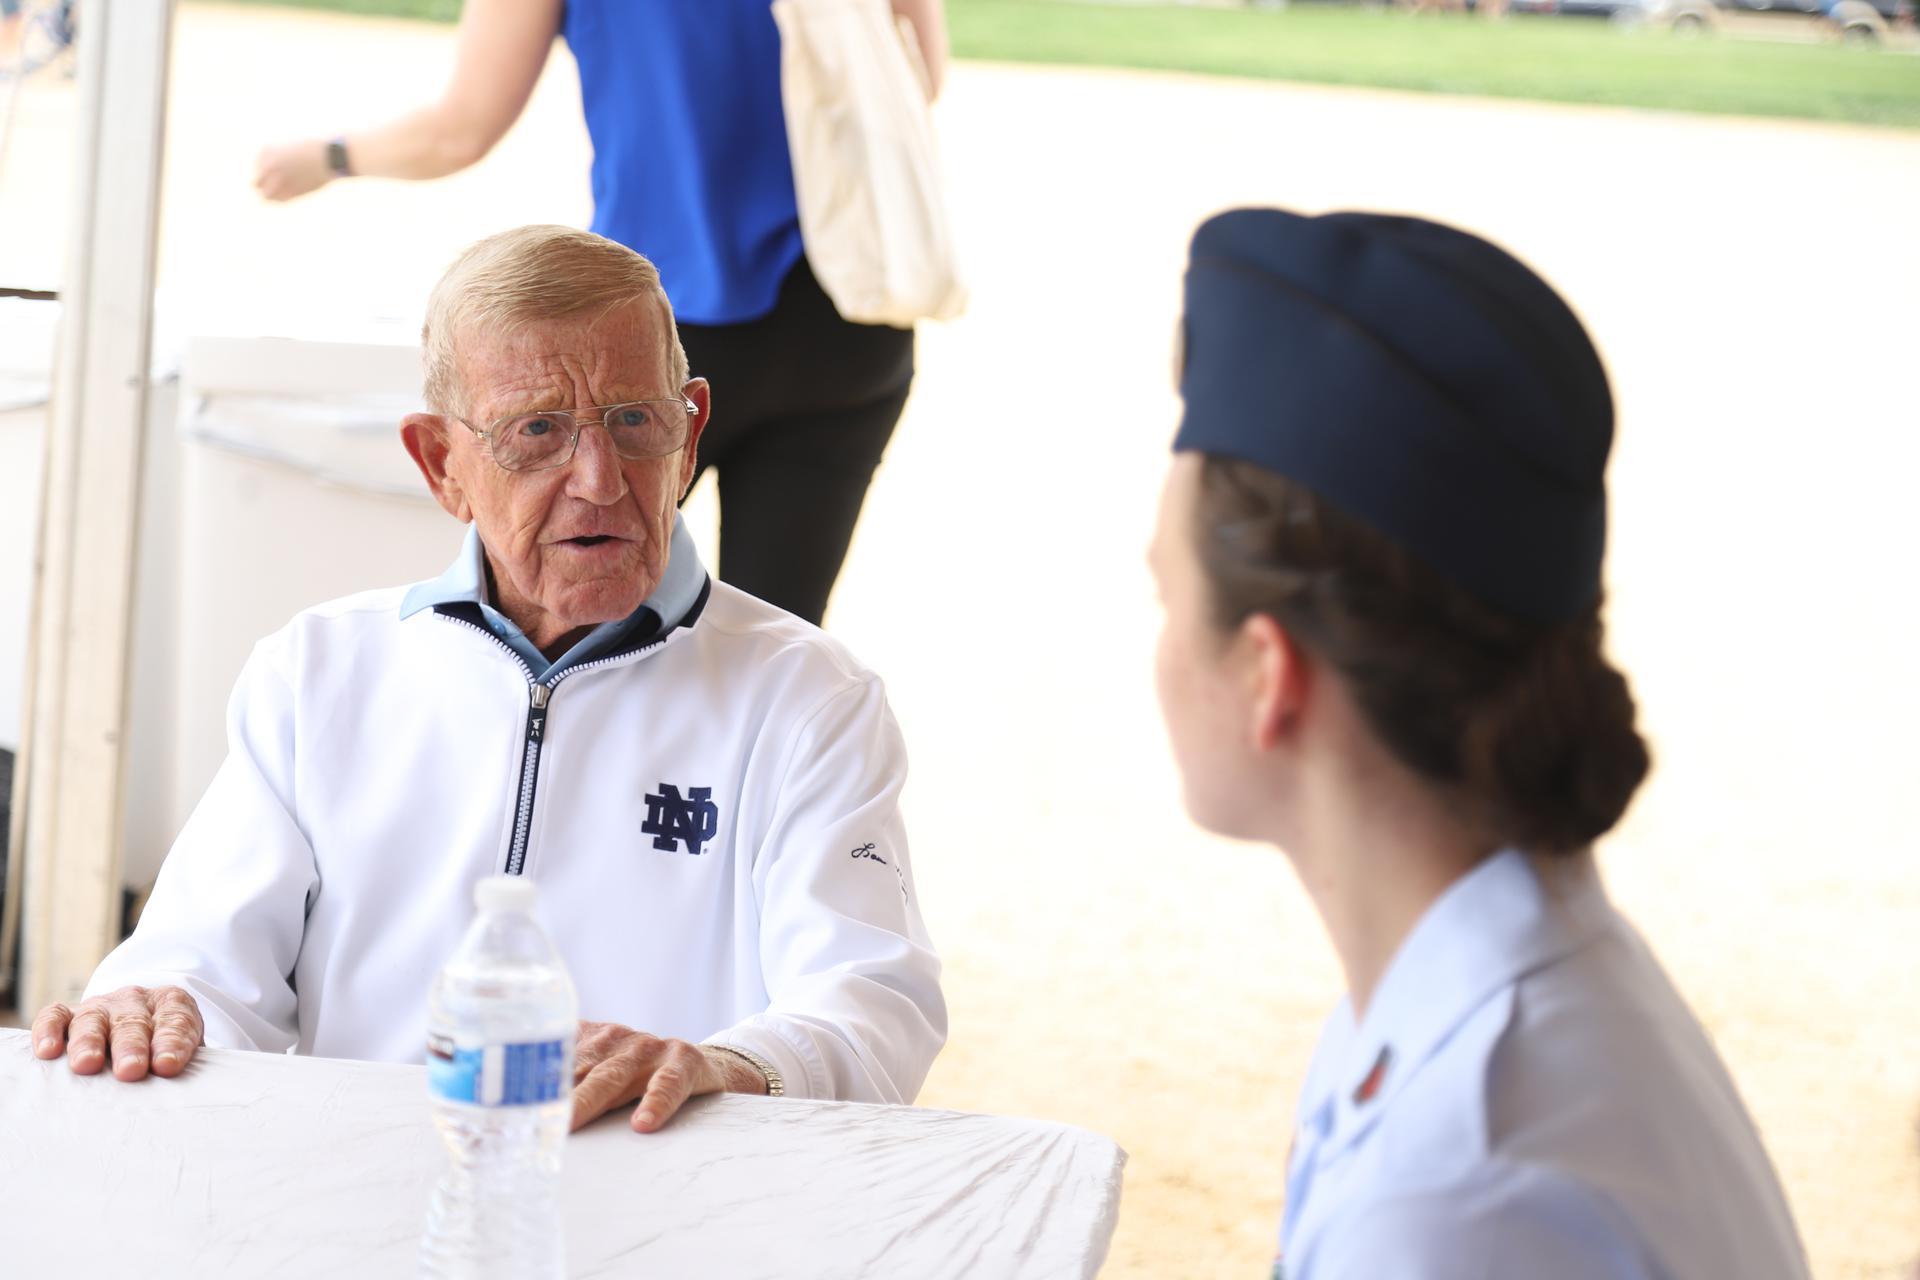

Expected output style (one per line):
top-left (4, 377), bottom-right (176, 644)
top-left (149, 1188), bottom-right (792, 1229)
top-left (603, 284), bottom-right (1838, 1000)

top-left (1276, 850), bottom-right (1809, 1280)
top-left (398, 514), bottom-right (708, 682)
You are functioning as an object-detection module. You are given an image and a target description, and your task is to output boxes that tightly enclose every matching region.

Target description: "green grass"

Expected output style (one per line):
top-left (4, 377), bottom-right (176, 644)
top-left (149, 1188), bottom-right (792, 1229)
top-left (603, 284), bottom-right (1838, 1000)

top-left (214, 0), bottom-right (461, 21)
top-left (951, 1), bottom-right (1920, 128)
top-left (204, 0), bottom-right (1920, 129)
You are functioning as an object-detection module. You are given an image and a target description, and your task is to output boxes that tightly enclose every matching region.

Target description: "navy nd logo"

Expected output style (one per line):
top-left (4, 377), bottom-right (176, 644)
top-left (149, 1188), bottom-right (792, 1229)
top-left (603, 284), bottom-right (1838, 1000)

top-left (642, 784), bottom-right (719, 856)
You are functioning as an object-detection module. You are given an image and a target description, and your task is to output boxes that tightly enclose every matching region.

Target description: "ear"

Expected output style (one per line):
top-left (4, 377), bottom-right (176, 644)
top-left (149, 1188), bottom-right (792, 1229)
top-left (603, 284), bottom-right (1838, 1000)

top-left (1241, 612), bottom-right (1308, 753)
top-left (401, 413), bottom-right (472, 522)
top-left (676, 377), bottom-right (712, 499)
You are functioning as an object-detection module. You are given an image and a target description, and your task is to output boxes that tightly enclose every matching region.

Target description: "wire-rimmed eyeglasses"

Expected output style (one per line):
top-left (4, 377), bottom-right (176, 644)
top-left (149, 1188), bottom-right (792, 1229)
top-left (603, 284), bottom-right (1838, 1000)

top-left (459, 399), bottom-right (698, 473)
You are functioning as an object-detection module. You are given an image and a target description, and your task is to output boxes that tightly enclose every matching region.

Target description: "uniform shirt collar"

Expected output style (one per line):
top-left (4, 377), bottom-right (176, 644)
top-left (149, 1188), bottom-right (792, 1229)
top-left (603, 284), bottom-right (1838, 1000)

top-left (398, 514), bottom-right (708, 680)
top-left (1297, 849), bottom-right (1619, 1160)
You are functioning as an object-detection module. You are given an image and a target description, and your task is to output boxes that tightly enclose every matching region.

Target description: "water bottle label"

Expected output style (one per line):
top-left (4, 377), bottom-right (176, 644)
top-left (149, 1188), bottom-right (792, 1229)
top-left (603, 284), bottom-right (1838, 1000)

top-left (427, 1035), bottom-right (569, 1106)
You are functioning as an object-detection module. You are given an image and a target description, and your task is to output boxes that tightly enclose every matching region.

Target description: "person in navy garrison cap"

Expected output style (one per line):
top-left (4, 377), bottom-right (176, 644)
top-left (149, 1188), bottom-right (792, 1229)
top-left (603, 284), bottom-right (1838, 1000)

top-left (1146, 207), bottom-right (1811, 1280)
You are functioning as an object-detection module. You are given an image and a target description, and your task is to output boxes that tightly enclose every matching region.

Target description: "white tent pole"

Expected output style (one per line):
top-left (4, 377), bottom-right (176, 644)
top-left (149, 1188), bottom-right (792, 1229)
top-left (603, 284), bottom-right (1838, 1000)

top-left (13, 0), bottom-right (175, 1013)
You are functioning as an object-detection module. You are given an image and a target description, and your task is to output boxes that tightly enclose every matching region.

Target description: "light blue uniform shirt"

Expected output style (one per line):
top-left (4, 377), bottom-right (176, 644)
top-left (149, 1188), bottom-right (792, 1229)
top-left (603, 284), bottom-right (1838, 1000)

top-left (397, 515), bottom-right (708, 682)
top-left (1278, 850), bottom-right (1810, 1280)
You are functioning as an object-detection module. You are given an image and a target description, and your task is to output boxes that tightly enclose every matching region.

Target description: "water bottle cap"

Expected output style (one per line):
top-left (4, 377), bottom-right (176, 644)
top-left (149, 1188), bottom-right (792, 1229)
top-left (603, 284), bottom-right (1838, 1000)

top-left (473, 874), bottom-right (536, 915)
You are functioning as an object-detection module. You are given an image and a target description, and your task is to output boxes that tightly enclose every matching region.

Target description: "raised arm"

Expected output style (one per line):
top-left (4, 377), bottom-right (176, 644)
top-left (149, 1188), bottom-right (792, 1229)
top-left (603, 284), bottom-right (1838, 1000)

top-left (254, 0), bottom-right (564, 202)
top-left (892, 0), bottom-right (950, 101)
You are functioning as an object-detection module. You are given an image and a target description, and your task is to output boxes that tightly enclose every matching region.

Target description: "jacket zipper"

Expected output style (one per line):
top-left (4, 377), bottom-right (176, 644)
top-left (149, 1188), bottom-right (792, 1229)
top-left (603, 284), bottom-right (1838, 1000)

top-left (505, 683), bottom-right (551, 876)
top-left (436, 613), bottom-right (675, 877)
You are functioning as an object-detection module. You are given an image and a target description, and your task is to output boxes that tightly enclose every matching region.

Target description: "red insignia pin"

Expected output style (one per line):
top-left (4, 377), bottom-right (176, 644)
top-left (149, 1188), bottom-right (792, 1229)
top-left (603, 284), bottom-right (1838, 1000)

top-left (1352, 1045), bottom-right (1392, 1106)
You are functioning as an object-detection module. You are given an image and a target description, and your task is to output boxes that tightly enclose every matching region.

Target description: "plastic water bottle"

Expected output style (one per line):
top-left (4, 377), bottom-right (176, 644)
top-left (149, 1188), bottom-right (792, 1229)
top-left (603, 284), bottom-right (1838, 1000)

top-left (419, 875), bottom-right (579, 1279)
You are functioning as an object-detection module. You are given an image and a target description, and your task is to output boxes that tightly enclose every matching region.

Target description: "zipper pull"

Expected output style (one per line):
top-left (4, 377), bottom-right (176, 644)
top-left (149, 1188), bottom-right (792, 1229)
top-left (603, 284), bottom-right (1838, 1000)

top-left (528, 683), bottom-right (551, 743)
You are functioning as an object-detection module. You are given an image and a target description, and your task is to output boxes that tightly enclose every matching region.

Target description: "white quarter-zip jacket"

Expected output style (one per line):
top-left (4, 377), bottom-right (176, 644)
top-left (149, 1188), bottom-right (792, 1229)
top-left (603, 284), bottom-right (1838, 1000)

top-left (86, 577), bottom-right (946, 1105)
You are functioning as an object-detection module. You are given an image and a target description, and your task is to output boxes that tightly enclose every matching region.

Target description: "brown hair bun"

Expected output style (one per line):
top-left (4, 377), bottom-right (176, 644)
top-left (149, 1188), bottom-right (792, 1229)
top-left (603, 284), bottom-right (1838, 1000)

top-left (1196, 456), bottom-right (1649, 854)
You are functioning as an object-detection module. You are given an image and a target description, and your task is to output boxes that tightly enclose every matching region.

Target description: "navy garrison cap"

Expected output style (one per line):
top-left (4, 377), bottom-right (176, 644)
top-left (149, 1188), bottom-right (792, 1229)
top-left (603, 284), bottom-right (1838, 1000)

top-left (1174, 208), bottom-right (1614, 625)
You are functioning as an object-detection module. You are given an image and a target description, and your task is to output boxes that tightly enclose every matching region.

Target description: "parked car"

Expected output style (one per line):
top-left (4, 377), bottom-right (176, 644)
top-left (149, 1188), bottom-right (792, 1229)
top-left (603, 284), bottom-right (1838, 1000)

top-left (1822, 0), bottom-right (1914, 40)
top-left (1725, 0), bottom-right (1911, 20)
top-left (1632, 0), bottom-right (1724, 25)
top-left (1509, 0), bottom-right (1721, 25)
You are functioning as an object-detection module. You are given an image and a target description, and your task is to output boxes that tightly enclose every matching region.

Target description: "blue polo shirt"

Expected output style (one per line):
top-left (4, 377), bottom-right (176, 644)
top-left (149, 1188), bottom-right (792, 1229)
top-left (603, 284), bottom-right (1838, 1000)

top-left (561, 0), bottom-right (805, 326)
top-left (397, 514), bottom-right (708, 682)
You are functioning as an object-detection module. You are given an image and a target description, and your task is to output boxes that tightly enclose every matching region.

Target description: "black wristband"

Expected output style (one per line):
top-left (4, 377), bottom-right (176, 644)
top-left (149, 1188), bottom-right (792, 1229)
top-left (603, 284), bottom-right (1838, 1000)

top-left (325, 137), bottom-right (352, 178)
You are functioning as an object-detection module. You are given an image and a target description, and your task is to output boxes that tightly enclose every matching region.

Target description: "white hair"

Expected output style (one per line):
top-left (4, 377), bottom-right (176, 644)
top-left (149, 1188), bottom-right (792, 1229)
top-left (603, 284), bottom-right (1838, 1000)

top-left (421, 224), bottom-right (690, 416)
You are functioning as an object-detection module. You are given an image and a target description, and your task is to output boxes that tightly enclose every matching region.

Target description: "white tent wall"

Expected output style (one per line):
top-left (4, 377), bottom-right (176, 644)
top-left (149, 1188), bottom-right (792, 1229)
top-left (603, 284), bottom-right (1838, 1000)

top-left (121, 373), bottom-right (183, 897)
top-left (0, 304), bottom-right (56, 749)
top-left (0, 307), bottom-right (178, 785)
top-left (10, 0), bottom-right (175, 1011)
top-left (0, 412), bottom-right (44, 749)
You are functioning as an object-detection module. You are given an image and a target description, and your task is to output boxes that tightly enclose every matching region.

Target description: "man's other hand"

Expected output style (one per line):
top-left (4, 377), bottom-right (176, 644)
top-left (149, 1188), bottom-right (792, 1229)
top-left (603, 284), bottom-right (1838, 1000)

top-left (570, 1020), bottom-right (767, 1134)
top-left (31, 986), bottom-right (205, 1081)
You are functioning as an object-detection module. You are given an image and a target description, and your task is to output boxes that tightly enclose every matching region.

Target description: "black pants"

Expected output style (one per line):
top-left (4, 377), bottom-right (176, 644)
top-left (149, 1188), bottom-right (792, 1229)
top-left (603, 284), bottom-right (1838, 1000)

top-left (679, 258), bottom-right (914, 626)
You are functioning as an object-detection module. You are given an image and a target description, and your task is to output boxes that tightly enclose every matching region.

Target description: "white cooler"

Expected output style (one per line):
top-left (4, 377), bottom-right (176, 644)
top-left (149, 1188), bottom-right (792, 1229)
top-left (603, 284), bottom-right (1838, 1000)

top-left (164, 334), bottom-right (458, 886)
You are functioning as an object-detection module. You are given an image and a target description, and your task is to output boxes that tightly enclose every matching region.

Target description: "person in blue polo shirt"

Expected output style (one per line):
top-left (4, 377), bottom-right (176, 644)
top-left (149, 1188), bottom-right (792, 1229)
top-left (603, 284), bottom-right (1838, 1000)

top-left (254, 0), bottom-right (950, 627)
top-left (1147, 207), bottom-right (1811, 1279)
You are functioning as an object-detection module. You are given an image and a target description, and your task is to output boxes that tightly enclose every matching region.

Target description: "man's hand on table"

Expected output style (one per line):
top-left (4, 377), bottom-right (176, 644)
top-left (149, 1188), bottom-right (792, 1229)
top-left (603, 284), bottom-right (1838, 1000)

top-left (570, 1020), bottom-right (767, 1134)
top-left (26, 997), bottom-right (764, 1128)
top-left (30, 986), bottom-right (205, 1081)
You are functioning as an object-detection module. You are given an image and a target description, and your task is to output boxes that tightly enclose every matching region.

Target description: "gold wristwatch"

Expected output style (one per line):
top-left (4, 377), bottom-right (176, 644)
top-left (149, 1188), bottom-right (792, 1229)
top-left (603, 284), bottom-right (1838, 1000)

top-left (708, 1043), bottom-right (784, 1097)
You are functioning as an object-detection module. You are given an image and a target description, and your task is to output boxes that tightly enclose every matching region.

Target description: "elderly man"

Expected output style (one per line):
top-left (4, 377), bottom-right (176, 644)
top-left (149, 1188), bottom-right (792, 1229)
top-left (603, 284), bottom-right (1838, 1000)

top-left (30, 225), bottom-right (945, 1132)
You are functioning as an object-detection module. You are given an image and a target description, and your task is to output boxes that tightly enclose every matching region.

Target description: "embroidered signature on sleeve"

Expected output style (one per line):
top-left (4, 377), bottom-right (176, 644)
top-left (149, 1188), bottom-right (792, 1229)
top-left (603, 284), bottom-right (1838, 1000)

top-left (850, 843), bottom-right (908, 903)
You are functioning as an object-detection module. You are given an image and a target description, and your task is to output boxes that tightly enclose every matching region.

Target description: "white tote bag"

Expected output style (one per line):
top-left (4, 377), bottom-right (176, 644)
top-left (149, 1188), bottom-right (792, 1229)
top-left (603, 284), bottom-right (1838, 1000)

top-left (772, 0), bottom-right (968, 328)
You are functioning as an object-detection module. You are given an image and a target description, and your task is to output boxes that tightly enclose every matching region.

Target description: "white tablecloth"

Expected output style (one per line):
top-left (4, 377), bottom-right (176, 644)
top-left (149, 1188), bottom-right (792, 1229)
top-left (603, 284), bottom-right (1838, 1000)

top-left (0, 1029), bottom-right (1124, 1277)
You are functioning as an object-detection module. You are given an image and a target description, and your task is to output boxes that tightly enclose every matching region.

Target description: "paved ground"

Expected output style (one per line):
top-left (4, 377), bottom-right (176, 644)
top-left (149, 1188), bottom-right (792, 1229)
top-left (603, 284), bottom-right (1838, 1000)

top-left (3, 5), bottom-right (1918, 1276)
